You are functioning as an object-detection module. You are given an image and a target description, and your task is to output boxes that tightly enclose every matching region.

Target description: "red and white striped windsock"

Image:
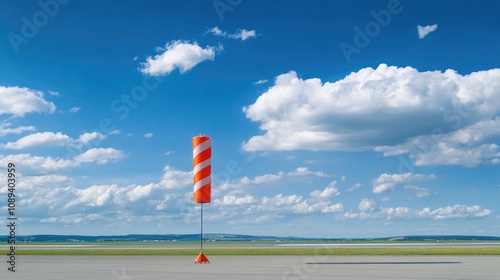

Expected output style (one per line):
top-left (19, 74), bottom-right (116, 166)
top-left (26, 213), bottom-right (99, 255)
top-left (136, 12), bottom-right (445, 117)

top-left (192, 134), bottom-right (211, 203)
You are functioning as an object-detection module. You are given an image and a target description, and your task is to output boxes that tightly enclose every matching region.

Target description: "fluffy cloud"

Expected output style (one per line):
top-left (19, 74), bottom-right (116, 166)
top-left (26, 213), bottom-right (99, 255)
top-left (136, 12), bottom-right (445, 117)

top-left (372, 173), bottom-right (435, 194)
top-left (214, 194), bottom-right (257, 206)
top-left (0, 148), bottom-right (125, 173)
top-left (67, 184), bottom-right (120, 207)
top-left (216, 171), bottom-right (284, 194)
top-left (1, 131), bottom-right (107, 149)
top-left (207, 27), bottom-right (257, 41)
top-left (243, 65), bottom-right (500, 166)
top-left (404, 185), bottom-right (431, 198)
top-left (376, 118), bottom-right (500, 166)
top-left (310, 181), bottom-right (340, 199)
top-left (0, 161), bottom-right (491, 232)
top-left (230, 29), bottom-right (257, 41)
top-left (208, 26), bottom-right (225, 36)
top-left (140, 40), bottom-right (218, 76)
top-left (418, 24), bottom-right (438, 39)
top-left (127, 183), bottom-right (157, 201)
top-left (321, 203), bottom-right (344, 213)
top-left (74, 148), bottom-right (125, 164)
top-left (0, 122), bottom-right (36, 137)
top-left (422, 204), bottom-right (492, 219)
top-left (343, 203), bottom-right (492, 220)
top-left (1, 132), bottom-right (72, 149)
top-left (288, 167), bottom-right (329, 177)
top-left (19, 165), bottom-right (195, 216)
top-left (77, 132), bottom-right (106, 144)
top-left (158, 165), bottom-right (193, 189)
top-left (0, 153), bottom-right (75, 173)
top-left (0, 86), bottom-right (56, 116)
top-left (251, 193), bottom-right (343, 215)
top-left (359, 198), bottom-right (377, 212)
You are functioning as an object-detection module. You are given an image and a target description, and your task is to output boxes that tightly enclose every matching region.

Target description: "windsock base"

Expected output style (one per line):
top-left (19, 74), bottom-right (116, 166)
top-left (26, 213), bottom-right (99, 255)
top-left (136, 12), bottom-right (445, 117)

top-left (194, 252), bottom-right (210, 264)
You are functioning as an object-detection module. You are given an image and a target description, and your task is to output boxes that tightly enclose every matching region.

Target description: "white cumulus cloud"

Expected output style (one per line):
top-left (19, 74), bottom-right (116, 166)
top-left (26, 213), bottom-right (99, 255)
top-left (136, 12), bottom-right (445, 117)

top-left (0, 86), bottom-right (56, 116)
top-left (74, 148), bottom-right (125, 164)
top-left (359, 198), bottom-right (377, 212)
top-left (243, 64), bottom-right (500, 166)
top-left (343, 204), bottom-right (492, 220)
top-left (2, 131), bottom-right (107, 149)
top-left (140, 40), bottom-right (218, 76)
top-left (215, 194), bottom-right (257, 206)
top-left (373, 173), bottom-right (435, 194)
top-left (310, 181), bottom-right (340, 199)
top-left (418, 24), bottom-right (438, 39)
top-left (0, 148), bottom-right (125, 174)
top-left (158, 165), bottom-right (193, 189)
top-left (231, 29), bottom-right (257, 40)
top-left (1, 132), bottom-right (72, 149)
top-left (77, 132), bottom-right (106, 144)
top-left (288, 167), bottom-right (329, 177)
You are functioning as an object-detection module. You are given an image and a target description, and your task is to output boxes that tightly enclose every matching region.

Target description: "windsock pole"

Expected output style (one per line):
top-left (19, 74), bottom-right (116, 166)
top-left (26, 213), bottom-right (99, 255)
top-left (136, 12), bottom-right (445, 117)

top-left (193, 134), bottom-right (211, 264)
top-left (200, 203), bottom-right (203, 252)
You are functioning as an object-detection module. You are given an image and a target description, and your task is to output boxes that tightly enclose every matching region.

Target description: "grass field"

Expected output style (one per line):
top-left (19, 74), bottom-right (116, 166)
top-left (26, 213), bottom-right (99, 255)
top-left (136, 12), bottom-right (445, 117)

top-left (2, 247), bottom-right (500, 256)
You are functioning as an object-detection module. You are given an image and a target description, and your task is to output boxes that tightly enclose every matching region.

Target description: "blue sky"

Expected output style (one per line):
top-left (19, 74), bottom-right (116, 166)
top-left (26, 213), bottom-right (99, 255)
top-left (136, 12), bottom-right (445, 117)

top-left (1, 0), bottom-right (499, 238)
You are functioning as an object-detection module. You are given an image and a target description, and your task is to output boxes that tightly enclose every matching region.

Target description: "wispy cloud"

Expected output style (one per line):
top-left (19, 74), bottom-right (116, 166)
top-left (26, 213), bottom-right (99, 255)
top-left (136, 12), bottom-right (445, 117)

top-left (253, 79), bottom-right (268, 85)
top-left (143, 133), bottom-right (153, 138)
top-left (0, 122), bottom-right (36, 137)
top-left (347, 183), bottom-right (362, 192)
top-left (69, 107), bottom-right (80, 113)
top-left (287, 167), bottom-right (330, 177)
top-left (418, 24), bottom-right (438, 39)
top-left (207, 27), bottom-right (257, 41)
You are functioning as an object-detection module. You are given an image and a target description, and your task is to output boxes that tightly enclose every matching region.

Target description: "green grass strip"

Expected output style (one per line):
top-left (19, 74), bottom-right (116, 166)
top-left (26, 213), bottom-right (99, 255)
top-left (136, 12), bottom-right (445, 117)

top-left (2, 247), bottom-right (500, 256)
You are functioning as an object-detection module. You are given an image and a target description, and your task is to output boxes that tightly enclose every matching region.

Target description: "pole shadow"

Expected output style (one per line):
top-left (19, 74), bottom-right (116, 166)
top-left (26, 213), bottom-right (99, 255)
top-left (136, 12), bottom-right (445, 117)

top-left (305, 262), bottom-right (462, 265)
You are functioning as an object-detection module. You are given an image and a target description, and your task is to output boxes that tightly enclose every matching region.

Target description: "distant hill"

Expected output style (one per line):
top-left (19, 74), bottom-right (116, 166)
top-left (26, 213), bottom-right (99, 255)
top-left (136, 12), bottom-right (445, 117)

top-left (2, 234), bottom-right (500, 243)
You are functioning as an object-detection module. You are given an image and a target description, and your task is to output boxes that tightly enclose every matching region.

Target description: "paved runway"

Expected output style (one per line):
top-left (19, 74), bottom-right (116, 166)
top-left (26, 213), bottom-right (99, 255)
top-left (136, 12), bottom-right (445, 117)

top-left (2, 255), bottom-right (499, 279)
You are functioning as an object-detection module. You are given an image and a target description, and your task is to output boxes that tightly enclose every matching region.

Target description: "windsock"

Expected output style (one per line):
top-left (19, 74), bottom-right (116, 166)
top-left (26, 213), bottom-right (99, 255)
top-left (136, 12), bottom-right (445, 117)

top-left (192, 135), bottom-right (211, 203)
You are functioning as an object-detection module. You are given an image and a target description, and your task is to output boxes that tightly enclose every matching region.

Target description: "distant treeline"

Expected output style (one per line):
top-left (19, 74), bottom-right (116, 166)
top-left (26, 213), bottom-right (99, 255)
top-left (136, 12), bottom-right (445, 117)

top-left (1, 234), bottom-right (499, 243)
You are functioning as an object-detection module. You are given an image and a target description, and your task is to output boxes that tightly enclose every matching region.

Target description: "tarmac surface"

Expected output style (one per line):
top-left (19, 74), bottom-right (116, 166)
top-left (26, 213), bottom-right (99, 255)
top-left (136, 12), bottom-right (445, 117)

top-left (2, 255), bottom-right (500, 280)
